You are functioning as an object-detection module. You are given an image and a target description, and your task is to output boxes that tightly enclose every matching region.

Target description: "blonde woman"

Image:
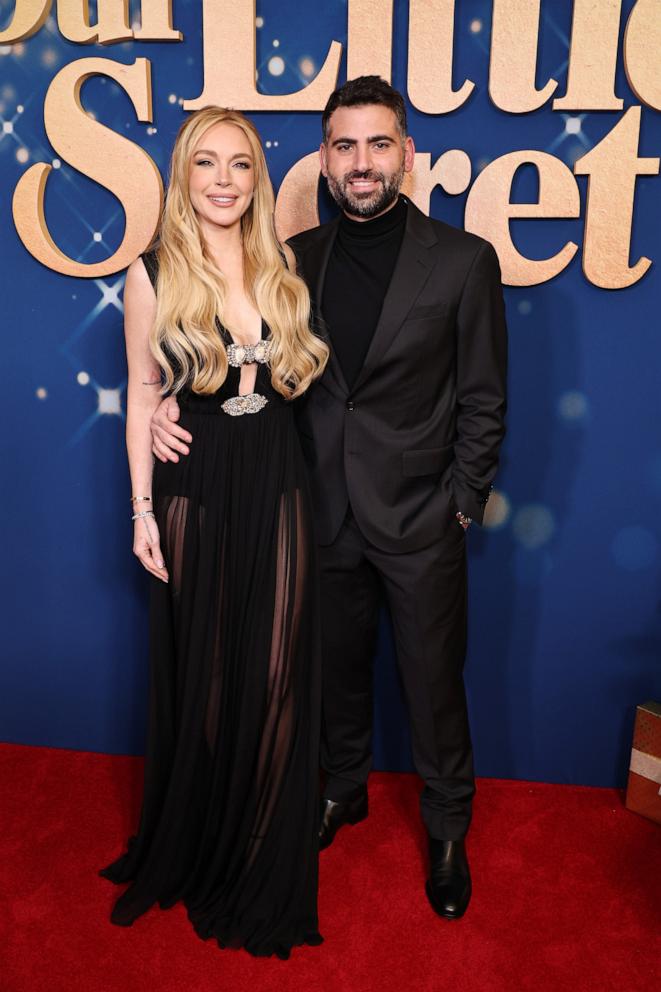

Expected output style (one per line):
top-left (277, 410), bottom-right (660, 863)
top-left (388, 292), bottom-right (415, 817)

top-left (101, 108), bottom-right (328, 959)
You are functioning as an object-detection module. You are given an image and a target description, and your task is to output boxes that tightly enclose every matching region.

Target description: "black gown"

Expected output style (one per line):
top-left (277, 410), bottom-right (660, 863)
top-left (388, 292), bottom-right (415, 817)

top-left (101, 253), bottom-right (322, 959)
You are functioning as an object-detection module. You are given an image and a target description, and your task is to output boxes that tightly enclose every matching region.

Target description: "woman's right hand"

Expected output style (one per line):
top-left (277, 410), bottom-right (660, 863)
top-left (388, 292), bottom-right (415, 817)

top-left (133, 513), bottom-right (169, 583)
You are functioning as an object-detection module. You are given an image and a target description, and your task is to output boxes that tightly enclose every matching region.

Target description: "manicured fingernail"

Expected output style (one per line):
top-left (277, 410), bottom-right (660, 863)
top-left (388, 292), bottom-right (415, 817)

top-left (157, 560), bottom-right (164, 568)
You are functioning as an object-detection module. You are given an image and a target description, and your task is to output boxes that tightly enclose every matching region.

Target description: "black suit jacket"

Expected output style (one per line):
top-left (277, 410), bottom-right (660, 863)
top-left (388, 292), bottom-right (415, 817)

top-left (287, 197), bottom-right (507, 553)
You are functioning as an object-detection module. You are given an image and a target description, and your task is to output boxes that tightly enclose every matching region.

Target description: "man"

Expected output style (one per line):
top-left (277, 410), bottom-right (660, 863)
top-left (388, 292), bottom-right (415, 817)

top-left (151, 76), bottom-right (507, 920)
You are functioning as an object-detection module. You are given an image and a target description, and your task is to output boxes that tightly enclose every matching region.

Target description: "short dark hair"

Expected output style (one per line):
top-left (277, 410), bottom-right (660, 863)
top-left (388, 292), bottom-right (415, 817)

top-left (321, 76), bottom-right (408, 143)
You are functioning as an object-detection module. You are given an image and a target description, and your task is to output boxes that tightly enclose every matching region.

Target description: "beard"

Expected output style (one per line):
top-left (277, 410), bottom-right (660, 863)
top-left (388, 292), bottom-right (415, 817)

top-left (325, 162), bottom-right (405, 219)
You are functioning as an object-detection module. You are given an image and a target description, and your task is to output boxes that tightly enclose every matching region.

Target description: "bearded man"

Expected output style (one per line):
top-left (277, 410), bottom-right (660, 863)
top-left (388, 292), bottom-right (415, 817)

top-left (151, 76), bottom-right (508, 920)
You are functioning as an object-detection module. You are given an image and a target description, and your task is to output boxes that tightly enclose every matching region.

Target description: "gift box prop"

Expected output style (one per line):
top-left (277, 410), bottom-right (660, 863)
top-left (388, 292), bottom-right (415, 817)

top-left (625, 700), bottom-right (661, 825)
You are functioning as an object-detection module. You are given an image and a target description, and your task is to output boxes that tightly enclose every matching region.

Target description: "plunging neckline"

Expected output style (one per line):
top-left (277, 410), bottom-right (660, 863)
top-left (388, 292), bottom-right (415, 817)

top-left (220, 318), bottom-right (269, 398)
top-left (220, 317), bottom-right (267, 351)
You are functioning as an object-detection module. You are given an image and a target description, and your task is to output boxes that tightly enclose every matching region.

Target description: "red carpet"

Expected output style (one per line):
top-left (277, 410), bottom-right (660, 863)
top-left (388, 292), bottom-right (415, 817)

top-left (1, 744), bottom-right (659, 992)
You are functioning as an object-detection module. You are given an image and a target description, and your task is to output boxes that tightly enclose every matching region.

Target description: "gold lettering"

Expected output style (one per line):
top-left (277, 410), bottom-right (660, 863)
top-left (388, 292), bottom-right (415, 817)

top-left (275, 150), bottom-right (472, 243)
top-left (274, 152), bottom-right (320, 244)
top-left (0, 0), bottom-right (51, 43)
top-left (464, 151), bottom-right (580, 286)
top-left (489, 0), bottom-right (557, 113)
top-left (184, 0), bottom-right (341, 111)
top-left (624, 0), bottom-right (661, 111)
top-left (554, 0), bottom-right (623, 110)
top-left (575, 106), bottom-right (659, 289)
top-left (402, 150), bottom-right (472, 209)
top-left (133, 0), bottom-right (182, 41)
top-left (347, 0), bottom-right (393, 82)
top-left (57, 0), bottom-right (132, 45)
top-left (12, 57), bottom-right (162, 277)
top-left (1, 1), bottom-right (182, 44)
top-left (408, 0), bottom-right (474, 114)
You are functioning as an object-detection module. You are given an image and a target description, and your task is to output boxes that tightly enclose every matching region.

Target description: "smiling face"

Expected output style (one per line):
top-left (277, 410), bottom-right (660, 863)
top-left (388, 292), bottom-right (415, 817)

top-left (188, 121), bottom-right (256, 236)
top-left (320, 104), bottom-right (415, 220)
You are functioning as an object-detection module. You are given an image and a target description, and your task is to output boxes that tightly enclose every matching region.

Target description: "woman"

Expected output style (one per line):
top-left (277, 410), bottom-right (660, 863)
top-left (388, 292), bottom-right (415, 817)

top-left (101, 107), bottom-right (328, 959)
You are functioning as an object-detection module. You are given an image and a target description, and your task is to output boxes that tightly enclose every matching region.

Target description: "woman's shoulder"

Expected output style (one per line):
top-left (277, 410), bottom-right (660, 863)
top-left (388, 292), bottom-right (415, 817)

top-left (139, 245), bottom-right (160, 289)
top-left (124, 251), bottom-right (159, 307)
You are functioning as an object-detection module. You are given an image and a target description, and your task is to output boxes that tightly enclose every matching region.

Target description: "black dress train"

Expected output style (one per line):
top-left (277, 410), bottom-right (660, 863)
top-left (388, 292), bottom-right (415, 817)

top-left (101, 253), bottom-right (322, 958)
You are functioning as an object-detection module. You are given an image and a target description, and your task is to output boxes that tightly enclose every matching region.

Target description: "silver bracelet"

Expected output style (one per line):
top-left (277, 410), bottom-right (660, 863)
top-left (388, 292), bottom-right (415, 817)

top-left (132, 510), bottom-right (156, 521)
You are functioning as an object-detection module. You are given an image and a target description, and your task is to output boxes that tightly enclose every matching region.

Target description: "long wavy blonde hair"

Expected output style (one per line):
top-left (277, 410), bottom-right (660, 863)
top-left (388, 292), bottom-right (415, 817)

top-left (150, 107), bottom-right (328, 398)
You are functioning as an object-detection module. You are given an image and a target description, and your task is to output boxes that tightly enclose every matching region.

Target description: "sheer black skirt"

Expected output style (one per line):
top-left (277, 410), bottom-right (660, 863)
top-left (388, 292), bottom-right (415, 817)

top-left (101, 395), bottom-right (322, 959)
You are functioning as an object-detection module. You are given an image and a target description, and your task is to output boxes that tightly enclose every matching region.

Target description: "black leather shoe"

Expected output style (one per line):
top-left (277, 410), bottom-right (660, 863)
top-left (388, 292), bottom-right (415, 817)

top-left (318, 790), bottom-right (368, 850)
top-left (425, 839), bottom-right (472, 920)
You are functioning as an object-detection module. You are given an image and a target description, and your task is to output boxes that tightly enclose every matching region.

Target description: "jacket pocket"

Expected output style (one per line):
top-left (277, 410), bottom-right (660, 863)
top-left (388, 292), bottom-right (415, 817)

top-left (406, 302), bottom-right (450, 322)
top-left (402, 445), bottom-right (454, 478)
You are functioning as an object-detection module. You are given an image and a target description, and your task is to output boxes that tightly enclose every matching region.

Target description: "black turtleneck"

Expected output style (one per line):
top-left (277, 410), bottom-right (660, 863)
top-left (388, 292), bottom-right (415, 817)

top-left (322, 196), bottom-right (407, 390)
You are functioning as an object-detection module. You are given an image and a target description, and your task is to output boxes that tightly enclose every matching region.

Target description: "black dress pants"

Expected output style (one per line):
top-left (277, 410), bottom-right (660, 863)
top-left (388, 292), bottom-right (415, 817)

top-left (318, 510), bottom-right (475, 841)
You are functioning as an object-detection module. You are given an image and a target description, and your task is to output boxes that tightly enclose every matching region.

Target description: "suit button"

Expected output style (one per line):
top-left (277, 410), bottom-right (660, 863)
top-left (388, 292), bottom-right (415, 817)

top-left (346, 400), bottom-right (355, 412)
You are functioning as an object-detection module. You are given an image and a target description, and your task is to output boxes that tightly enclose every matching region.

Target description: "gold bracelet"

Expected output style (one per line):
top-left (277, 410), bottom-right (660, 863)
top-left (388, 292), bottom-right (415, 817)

top-left (130, 495), bottom-right (153, 503)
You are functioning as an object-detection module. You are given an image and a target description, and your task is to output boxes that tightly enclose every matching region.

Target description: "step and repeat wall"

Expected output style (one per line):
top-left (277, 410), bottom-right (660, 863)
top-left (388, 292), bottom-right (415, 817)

top-left (2, 0), bottom-right (660, 785)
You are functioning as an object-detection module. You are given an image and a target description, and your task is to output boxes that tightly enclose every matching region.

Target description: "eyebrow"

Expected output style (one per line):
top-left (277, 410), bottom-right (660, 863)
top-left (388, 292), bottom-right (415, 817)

top-left (330, 134), bottom-right (395, 147)
top-left (193, 149), bottom-right (253, 160)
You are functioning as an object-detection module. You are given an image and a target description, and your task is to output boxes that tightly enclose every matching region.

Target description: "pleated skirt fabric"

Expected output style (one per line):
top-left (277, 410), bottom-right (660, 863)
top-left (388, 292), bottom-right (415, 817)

top-left (101, 392), bottom-right (322, 959)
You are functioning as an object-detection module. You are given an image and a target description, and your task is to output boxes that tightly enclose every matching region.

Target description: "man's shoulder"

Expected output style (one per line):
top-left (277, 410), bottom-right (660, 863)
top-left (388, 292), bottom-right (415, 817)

top-left (405, 201), bottom-right (502, 286)
top-left (286, 216), bottom-right (338, 254)
top-left (410, 202), bottom-right (494, 261)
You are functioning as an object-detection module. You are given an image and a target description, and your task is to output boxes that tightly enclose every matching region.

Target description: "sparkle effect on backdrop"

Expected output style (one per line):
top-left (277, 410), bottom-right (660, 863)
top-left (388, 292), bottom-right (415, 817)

top-left (2, 1), bottom-right (660, 785)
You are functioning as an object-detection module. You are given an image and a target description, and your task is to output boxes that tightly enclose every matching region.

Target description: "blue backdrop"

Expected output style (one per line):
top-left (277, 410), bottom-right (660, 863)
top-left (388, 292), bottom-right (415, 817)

top-left (2, 0), bottom-right (660, 787)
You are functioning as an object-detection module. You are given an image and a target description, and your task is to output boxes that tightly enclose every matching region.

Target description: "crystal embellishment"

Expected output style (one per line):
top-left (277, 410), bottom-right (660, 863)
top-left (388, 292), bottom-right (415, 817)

top-left (221, 393), bottom-right (269, 416)
top-left (227, 340), bottom-right (271, 367)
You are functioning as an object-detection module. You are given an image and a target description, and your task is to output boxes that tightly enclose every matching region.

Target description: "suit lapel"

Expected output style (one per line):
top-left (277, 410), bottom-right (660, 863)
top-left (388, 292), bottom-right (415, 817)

top-left (301, 217), bottom-right (349, 397)
top-left (352, 202), bottom-right (437, 393)
top-left (299, 201), bottom-right (438, 397)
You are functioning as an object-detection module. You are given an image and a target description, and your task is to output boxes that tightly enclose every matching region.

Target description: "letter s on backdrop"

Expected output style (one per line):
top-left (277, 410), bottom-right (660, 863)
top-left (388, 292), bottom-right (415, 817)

top-left (12, 57), bottom-right (162, 277)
